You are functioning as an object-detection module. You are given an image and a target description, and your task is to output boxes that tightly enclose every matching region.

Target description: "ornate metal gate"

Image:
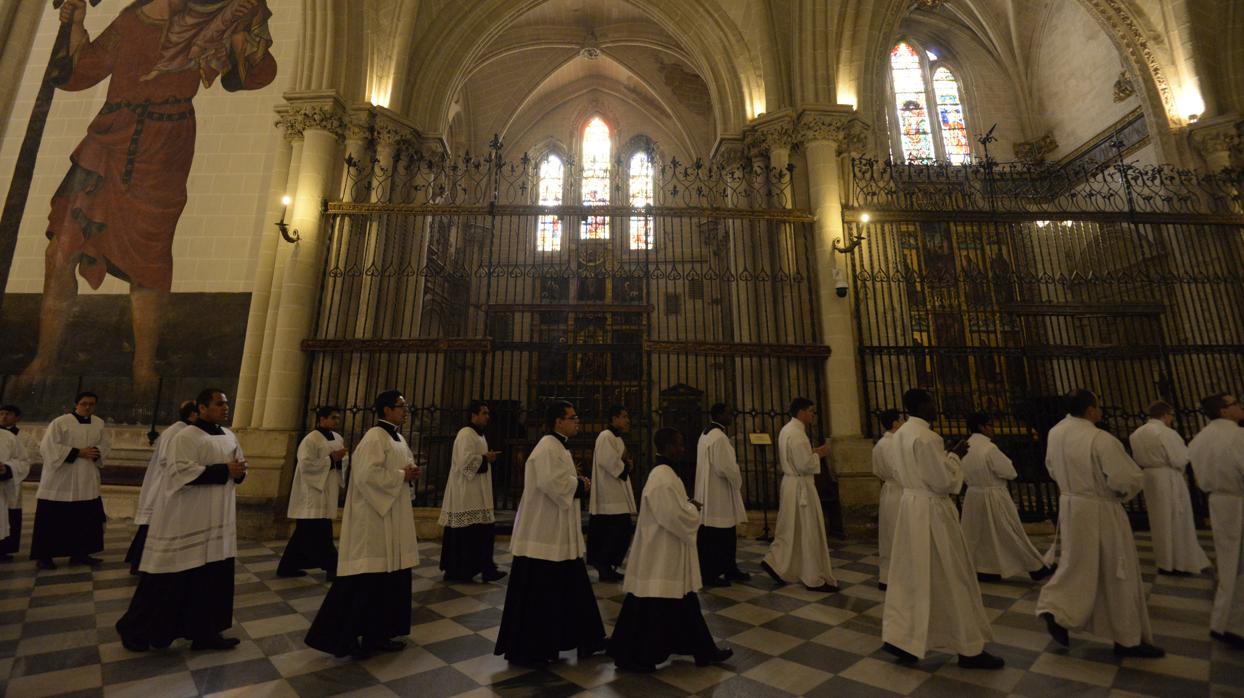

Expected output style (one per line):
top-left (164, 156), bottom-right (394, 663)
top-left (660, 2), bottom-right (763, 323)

top-left (845, 154), bottom-right (1244, 521)
top-left (303, 142), bottom-right (836, 524)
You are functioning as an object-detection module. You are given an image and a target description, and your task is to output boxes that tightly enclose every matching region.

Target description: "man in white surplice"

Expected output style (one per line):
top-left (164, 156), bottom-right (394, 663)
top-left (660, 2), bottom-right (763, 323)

top-left (438, 400), bottom-right (505, 583)
top-left (278, 405), bottom-right (349, 579)
top-left (587, 406), bottom-right (637, 582)
top-left (1129, 400), bottom-right (1209, 576)
top-left (33, 391), bottom-right (111, 569)
top-left (694, 403), bottom-right (749, 586)
top-left (872, 409), bottom-right (903, 590)
top-left (0, 405), bottom-right (32, 555)
top-left (126, 399), bottom-right (196, 575)
top-left (881, 389), bottom-right (1003, 670)
top-left (761, 397), bottom-right (838, 592)
top-left (960, 412), bottom-right (1053, 582)
top-left (1036, 389), bottom-right (1165, 658)
top-left (1188, 393), bottom-right (1244, 650)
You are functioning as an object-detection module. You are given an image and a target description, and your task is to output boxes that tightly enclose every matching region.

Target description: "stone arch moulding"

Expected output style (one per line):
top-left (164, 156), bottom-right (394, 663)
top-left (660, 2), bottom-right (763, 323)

top-left (394, 0), bottom-right (762, 143)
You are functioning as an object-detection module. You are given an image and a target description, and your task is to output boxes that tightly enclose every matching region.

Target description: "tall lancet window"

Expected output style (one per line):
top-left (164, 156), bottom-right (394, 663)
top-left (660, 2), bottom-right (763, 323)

top-left (580, 117), bottom-right (611, 240)
top-left (537, 154), bottom-right (564, 251)
top-left (889, 41), bottom-right (972, 164)
top-left (628, 151), bottom-right (654, 250)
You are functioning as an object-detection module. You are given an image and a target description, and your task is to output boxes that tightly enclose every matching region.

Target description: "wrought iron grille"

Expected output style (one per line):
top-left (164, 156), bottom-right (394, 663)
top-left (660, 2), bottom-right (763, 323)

top-left (303, 142), bottom-right (837, 528)
top-left (846, 155), bottom-right (1244, 523)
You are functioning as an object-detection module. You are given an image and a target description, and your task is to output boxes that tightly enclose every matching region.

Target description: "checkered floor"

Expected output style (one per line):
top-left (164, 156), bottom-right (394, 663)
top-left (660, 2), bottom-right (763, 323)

top-left (0, 513), bottom-right (1240, 698)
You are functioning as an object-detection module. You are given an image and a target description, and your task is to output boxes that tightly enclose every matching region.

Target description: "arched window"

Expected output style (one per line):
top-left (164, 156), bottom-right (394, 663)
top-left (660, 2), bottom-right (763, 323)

top-left (889, 41), bottom-right (971, 164)
top-left (628, 151), bottom-right (654, 250)
top-left (537, 154), bottom-right (564, 252)
top-left (580, 117), bottom-right (611, 240)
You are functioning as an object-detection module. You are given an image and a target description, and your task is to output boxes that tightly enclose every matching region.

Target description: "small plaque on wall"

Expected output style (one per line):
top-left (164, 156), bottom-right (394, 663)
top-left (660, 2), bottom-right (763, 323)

top-left (747, 433), bottom-right (772, 446)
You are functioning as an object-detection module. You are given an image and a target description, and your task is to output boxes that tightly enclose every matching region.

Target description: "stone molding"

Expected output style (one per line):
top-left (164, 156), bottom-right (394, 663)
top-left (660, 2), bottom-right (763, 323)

top-left (1188, 114), bottom-right (1243, 166)
top-left (1014, 133), bottom-right (1059, 163)
top-left (795, 107), bottom-right (870, 155)
top-left (744, 110), bottom-right (796, 156)
top-left (279, 92), bottom-right (350, 140)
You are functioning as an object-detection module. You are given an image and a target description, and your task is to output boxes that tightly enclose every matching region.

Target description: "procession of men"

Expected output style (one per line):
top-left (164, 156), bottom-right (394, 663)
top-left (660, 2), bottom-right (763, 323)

top-left (0, 383), bottom-right (1239, 677)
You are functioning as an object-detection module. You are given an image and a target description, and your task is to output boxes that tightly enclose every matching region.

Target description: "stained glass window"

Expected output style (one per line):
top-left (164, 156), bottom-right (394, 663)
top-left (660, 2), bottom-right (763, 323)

top-left (889, 41), bottom-right (971, 164)
top-left (933, 67), bottom-right (970, 164)
top-left (628, 151), bottom-right (654, 250)
top-left (580, 117), bottom-right (611, 240)
top-left (537, 155), bottom-right (564, 252)
top-left (890, 42), bottom-right (934, 163)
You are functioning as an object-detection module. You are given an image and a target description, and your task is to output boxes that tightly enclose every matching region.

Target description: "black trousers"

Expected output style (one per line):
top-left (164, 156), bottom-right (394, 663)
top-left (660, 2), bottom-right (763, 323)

top-left (116, 559), bottom-right (235, 646)
top-left (494, 556), bottom-right (606, 663)
top-left (439, 523), bottom-right (498, 580)
top-left (586, 514), bottom-right (633, 570)
top-left (696, 525), bottom-right (740, 581)
top-left (30, 498), bottom-right (105, 560)
top-left (278, 519), bottom-right (338, 574)
top-left (0, 508), bottom-right (22, 555)
top-left (305, 568), bottom-right (413, 657)
top-left (608, 592), bottom-right (719, 667)
top-left (124, 524), bottom-right (148, 574)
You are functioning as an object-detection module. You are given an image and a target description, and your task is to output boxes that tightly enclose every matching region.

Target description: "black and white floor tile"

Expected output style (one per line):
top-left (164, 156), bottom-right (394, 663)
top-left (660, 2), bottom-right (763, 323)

top-left (0, 513), bottom-right (1239, 697)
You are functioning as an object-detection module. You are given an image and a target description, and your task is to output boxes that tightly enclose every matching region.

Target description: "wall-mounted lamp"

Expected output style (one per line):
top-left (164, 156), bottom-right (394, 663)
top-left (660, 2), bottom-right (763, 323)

top-left (834, 212), bottom-right (868, 254)
top-left (276, 195), bottom-right (300, 243)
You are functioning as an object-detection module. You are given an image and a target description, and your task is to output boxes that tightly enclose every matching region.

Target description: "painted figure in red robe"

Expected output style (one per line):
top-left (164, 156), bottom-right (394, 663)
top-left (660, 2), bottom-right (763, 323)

top-left (20, 0), bottom-right (277, 393)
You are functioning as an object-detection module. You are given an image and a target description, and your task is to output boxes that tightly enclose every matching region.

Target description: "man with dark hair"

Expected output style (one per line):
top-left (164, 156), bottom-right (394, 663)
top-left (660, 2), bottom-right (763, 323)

top-left (496, 400), bottom-right (605, 665)
top-left (306, 390), bottom-right (421, 657)
top-left (883, 389), bottom-right (1003, 669)
top-left (960, 412), bottom-right (1052, 582)
top-left (126, 399), bottom-right (198, 574)
top-left (439, 400), bottom-right (505, 583)
top-left (1188, 392), bottom-right (1244, 649)
top-left (117, 388), bottom-right (247, 652)
top-left (1037, 390), bottom-right (1164, 658)
top-left (762, 397), bottom-right (838, 592)
top-left (872, 409), bottom-right (904, 590)
top-left (0, 405), bottom-right (31, 561)
top-left (694, 403), bottom-right (749, 586)
top-left (588, 405), bottom-right (637, 582)
top-left (608, 427), bottom-right (732, 672)
top-left (279, 405), bottom-right (349, 579)
top-left (1130, 400), bottom-right (1209, 577)
top-left (33, 390), bottom-right (111, 569)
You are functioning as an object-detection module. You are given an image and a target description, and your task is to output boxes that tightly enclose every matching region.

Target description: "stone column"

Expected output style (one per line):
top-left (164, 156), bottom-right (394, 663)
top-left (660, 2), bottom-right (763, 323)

top-left (234, 111), bottom-right (299, 428)
top-left (260, 98), bottom-right (347, 431)
top-left (1189, 114), bottom-right (1243, 173)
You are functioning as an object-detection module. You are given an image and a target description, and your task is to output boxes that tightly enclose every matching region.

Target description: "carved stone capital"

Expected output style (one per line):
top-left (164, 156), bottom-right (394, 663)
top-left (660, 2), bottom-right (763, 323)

top-left (745, 111), bottom-right (797, 157)
top-left (345, 109), bottom-right (374, 143)
top-left (1188, 116), bottom-right (1243, 158)
top-left (1013, 133), bottom-right (1059, 163)
top-left (274, 107), bottom-right (304, 142)
top-left (795, 107), bottom-right (870, 155)
top-left (710, 137), bottom-right (747, 170)
top-left (283, 101), bottom-right (348, 139)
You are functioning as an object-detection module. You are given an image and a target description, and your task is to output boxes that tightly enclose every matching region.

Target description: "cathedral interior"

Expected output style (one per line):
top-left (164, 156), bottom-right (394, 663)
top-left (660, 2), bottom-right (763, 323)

top-left (0, 0), bottom-right (1242, 695)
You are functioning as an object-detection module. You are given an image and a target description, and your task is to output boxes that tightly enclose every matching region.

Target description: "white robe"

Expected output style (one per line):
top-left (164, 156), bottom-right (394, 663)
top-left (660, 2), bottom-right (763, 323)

top-left (36, 413), bottom-right (111, 502)
top-left (0, 429), bottom-right (32, 539)
top-left (141, 424), bottom-right (243, 574)
top-left (511, 433), bottom-right (585, 561)
top-left (1129, 419), bottom-right (1209, 573)
top-left (438, 426), bottom-right (494, 527)
top-left (882, 416), bottom-right (991, 658)
top-left (694, 427), bottom-right (747, 528)
top-left (960, 433), bottom-right (1046, 577)
top-left (287, 429), bottom-right (347, 520)
top-left (623, 463), bottom-right (702, 598)
top-left (1188, 418), bottom-right (1244, 636)
top-left (1035, 415), bottom-right (1152, 646)
top-left (134, 421), bottom-right (188, 526)
top-left (337, 425), bottom-right (419, 576)
top-left (763, 419), bottom-right (837, 587)
top-left (590, 429), bottom-right (636, 515)
top-left (872, 431), bottom-right (901, 584)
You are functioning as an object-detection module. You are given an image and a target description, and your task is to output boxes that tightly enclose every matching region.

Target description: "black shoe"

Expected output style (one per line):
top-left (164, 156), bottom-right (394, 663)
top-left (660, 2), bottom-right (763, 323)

top-left (1114, 642), bottom-right (1165, 658)
top-left (695, 646), bottom-right (733, 666)
top-left (35, 558), bottom-right (56, 570)
top-left (878, 582), bottom-right (888, 591)
top-left (362, 638), bottom-right (405, 653)
top-left (1210, 631), bottom-right (1244, 649)
top-left (883, 642), bottom-right (918, 664)
top-left (958, 651), bottom-right (1005, 669)
top-left (705, 576), bottom-right (731, 587)
top-left (1029, 566), bottom-right (1055, 582)
top-left (805, 583), bottom-right (840, 593)
top-left (760, 560), bottom-right (784, 584)
top-left (70, 555), bottom-right (103, 567)
top-left (616, 660), bottom-right (657, 673)
top-left (481, 569), bottom-right (507, 582)
top-left (191, 635), bottom-right (240, 651)
top-left (976, 573), bottom-right (1002, 583)
top-left (1041, 612), bottom-right (1069, 647)
top-left (1157, 568), bottom-right (1175, 576)
top-left (276, 568), bottom-right (307, 578)
top-left (577, 644), bottom-right (605, 659)
top-left (120, 635), bottom-right (150, 652)
top-left (724, 569), bottom-right (751, 582)
top-left (595, 566), bottom-right (623, 582)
